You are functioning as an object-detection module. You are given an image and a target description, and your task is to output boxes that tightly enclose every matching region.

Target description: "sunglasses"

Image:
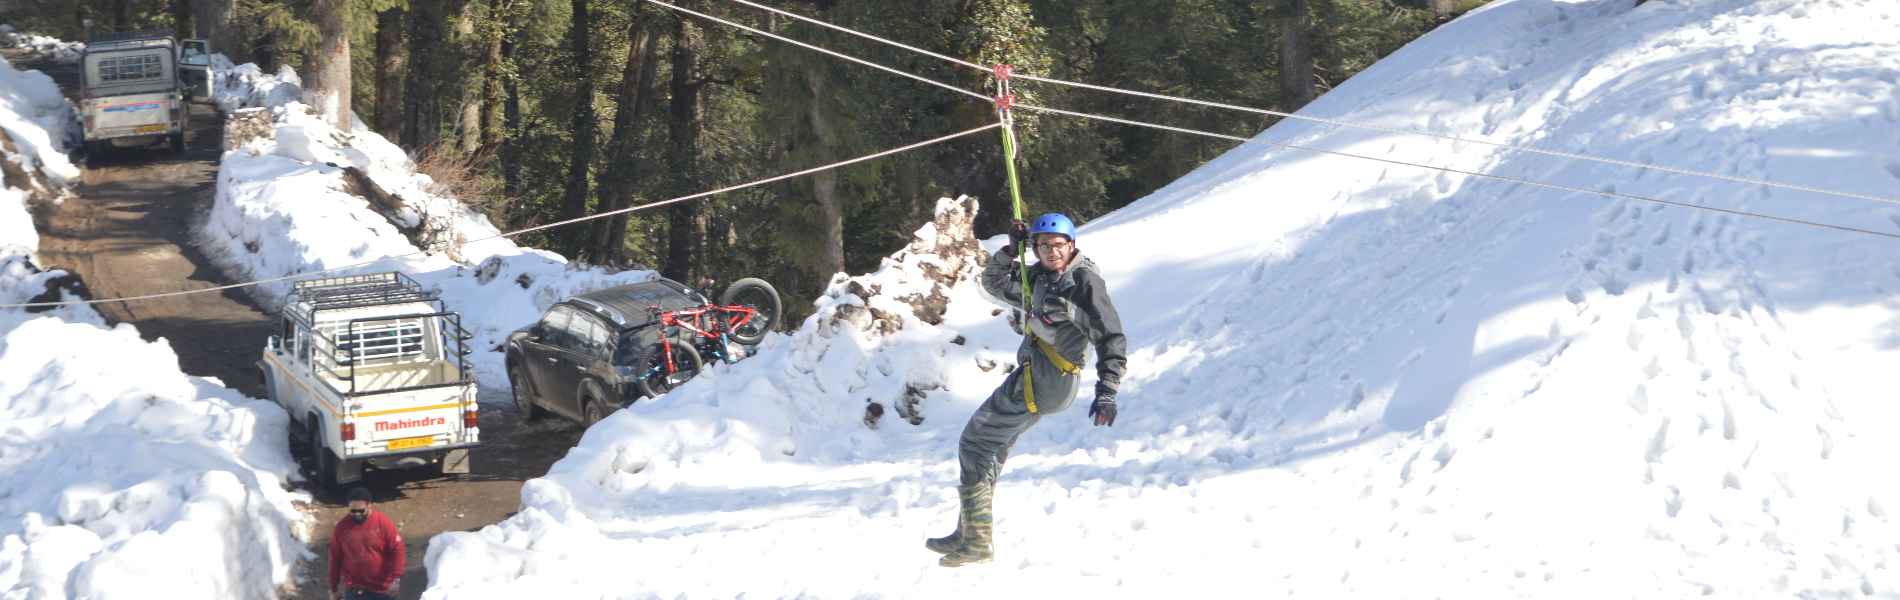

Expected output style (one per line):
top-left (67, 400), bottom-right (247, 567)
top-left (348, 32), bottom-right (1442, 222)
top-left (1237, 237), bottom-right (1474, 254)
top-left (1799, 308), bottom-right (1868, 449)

top-left (349, 509), bottom-right (368, 516)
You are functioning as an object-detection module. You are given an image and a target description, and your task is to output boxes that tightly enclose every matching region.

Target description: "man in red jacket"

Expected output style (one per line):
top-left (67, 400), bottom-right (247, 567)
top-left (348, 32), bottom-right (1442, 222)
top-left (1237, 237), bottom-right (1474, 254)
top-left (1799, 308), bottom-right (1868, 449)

top-left (329, 487), bottom-right (404, 600)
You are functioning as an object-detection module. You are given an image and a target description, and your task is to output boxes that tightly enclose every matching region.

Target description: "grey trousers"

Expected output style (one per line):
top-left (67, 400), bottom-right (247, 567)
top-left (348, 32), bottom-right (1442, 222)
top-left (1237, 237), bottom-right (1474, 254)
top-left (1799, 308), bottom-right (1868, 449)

top-left (958, 357), bottom-right (1078, 486)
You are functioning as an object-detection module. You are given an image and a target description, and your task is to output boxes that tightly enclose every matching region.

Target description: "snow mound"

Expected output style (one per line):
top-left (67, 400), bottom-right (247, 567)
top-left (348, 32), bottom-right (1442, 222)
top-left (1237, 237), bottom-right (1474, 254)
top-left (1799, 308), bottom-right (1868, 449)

top-left (198, 60), bottom-right (659, 391)
top-left (423, 197), bottom-right (1021, 598)
top-left (0, 50), bottom-right (77, 190)
top-left (0, 26), bottom-right (83, 64)
top-left (427, 0), bottom-right (1900, 596)
top-left (210, 54), bottom-right (304, 114)
top-left (0, 52), bottom-right (305, 600)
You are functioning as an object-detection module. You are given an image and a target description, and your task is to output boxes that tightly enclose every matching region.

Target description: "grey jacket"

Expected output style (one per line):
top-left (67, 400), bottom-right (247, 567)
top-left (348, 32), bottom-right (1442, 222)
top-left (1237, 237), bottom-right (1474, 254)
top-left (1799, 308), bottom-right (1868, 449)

top-left (980, 247), bottom-right (1128, 408)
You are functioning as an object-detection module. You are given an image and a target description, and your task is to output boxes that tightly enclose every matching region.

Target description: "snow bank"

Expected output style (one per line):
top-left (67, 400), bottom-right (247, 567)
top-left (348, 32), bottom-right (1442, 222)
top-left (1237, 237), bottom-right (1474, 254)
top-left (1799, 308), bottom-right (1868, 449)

top-left (0, 52), bottom-right (306, 600)
top-left (423, 197), bottom-right (1021, 598)
top-left (198, 60), bottom-right (660, 392)
top-left (209, 54), bottom-right (302, 114)
top-left (0, 47), bottom-right (77, 189)
top-left (426, 0), bottom-right (1900, 596)
top-left (0, 26), bottom-right (83, 64)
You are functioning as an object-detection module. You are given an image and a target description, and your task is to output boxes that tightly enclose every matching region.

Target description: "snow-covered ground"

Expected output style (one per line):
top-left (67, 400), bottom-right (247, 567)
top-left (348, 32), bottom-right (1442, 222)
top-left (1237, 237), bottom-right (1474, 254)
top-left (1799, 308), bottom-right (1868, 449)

top-left (407, 0), bottom-right (1900, 596)
top-left (0, 45), bottom-right (306, 600)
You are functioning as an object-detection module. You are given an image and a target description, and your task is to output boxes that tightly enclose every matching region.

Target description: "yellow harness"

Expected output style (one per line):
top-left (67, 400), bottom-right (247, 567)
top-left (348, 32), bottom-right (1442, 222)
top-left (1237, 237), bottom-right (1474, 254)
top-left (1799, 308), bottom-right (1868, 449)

top-left (1021, 333), bottom-right (1081, 414)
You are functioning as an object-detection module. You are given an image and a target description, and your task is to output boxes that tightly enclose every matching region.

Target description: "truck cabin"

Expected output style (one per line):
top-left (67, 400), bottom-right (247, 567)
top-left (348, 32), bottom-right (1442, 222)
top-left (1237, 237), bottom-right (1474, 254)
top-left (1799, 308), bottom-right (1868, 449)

top-left (275, 274), bottom-right (475, 396)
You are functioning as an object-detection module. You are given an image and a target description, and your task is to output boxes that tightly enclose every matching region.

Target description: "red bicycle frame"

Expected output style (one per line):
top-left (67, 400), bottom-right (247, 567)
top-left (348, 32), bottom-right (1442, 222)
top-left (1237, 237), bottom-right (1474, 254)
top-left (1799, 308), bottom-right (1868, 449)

top-left (648, 302), bottom-right (761, 374)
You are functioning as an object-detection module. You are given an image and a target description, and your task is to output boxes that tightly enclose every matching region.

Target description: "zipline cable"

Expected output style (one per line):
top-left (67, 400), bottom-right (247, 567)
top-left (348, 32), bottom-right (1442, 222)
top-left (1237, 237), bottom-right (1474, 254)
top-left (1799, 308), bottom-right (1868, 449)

top-left (0, 123), bottom-right (1004, 309)
top-left (642, 0), bottom-right (990, 104)
top-left (1011, 102), bottom-right (1900, 241)
top-left (718, 0), bottom-right (1900, 208)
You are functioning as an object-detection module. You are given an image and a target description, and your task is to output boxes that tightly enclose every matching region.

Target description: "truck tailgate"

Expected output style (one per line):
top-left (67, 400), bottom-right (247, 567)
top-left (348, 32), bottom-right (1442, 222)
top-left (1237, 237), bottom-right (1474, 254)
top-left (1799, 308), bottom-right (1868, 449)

top-left (345, 385), bottom-right (479, 457)
top-left (90, 93), bottom-right (172, 136)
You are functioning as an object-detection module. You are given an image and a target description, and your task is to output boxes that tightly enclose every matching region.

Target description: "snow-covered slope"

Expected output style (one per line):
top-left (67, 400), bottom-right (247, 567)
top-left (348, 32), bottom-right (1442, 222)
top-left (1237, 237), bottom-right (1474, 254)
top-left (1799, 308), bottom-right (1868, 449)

top-left (0, 47), bottom-right (305, 600)
top-left (421, 0), bottom-right (1900, 596)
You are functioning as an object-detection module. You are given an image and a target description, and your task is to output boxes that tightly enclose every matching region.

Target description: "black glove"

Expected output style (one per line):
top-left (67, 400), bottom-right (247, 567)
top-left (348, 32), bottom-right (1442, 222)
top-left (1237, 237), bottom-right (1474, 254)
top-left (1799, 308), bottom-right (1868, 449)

top-left (1002, 219), bottom-right (1029, 256)
top-left (1088, 394), bottom-right (1117, 427)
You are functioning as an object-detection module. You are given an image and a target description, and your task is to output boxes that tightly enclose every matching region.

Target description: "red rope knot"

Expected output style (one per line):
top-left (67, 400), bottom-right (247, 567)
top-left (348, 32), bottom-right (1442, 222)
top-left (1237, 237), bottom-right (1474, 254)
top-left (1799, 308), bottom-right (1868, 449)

top-left (992, 63), bottom-right (1013, 81)
top-left (993, 93), bottom-right (1016, 112)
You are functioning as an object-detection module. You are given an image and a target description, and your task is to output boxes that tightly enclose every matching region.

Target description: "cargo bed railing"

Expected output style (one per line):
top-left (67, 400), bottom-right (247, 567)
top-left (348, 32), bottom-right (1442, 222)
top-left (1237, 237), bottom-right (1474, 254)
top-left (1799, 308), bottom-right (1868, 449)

top-left (305, 310), bottom-right (477, 397)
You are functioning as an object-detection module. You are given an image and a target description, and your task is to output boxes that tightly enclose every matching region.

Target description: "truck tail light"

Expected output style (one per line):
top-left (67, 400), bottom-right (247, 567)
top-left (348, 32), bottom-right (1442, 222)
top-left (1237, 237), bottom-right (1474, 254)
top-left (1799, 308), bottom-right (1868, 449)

top-left (463, 409), bottom-right (479, 429)
top-left (341, 422), bottom-right (355, 441)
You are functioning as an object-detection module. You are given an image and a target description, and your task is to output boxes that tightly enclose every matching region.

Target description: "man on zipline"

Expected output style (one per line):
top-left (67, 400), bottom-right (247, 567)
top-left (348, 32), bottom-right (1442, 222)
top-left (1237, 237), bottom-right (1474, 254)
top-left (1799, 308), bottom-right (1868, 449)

top-left (928, 212), bottom-right (1128, 567)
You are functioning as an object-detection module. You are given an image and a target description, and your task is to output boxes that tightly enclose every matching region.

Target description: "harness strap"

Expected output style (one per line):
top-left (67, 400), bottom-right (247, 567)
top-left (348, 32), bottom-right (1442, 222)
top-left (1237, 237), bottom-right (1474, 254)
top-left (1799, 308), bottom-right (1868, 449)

top-left (1033, 334), bottom-right (1081, 375)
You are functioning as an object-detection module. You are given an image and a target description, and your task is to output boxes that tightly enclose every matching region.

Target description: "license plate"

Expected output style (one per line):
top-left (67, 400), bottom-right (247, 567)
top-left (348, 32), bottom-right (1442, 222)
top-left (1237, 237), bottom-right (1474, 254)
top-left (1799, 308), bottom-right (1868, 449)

top-left (387, 436), bottom-right (434, 450)
top-left (135, 124), bottom-right (167, 134)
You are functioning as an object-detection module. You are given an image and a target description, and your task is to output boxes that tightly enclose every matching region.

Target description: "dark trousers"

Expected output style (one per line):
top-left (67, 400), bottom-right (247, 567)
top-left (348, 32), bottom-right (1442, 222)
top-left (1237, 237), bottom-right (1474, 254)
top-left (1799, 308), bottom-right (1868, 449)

top-left (343, 587), bottom-right (394, 600)
top-left (958, 365), bottom-right (1070, 486)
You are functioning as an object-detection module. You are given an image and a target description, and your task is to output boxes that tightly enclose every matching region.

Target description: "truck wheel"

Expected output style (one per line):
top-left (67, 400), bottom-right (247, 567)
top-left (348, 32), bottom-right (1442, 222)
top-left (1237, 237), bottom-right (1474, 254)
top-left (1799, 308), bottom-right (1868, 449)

top-left (309, 422), bottom-right (340, 492)
top-left (509, 363), bottom-right (541, 421)
top-left (169, 133), bottom-right (186, 155)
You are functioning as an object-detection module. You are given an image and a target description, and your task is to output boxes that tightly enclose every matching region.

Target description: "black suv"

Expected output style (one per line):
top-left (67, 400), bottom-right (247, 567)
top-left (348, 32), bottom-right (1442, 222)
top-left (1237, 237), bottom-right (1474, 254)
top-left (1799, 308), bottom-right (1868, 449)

top-left (503, 278), bottom-right (707, 425)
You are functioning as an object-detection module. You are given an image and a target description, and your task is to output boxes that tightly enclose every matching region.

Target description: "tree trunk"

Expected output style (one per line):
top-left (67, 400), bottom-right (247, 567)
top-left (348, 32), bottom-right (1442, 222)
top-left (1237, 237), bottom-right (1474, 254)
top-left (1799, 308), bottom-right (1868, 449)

top-left (309, 0), bottom-right (352, 129)
top-left (191, 0), bottom-right (237, 60)
top-left (113, 0), bottom-right (131, 32)
top-left (1277, 0), bottom-right (1315, 111)
top-left (661, 9), bottom-right (703, 283)
top-left (403, 0), bottom-right (446, 151)
top-left (804, 65), bottom-right (845, 278)
top-left (453, 0), bottom-right (482, 154)
top-left (481, 0), bottom-right (507, 147)
top-left (561, 0), bottom-right (597, 259)
top-left (500, 11), bottom-right (521, 198)
top-left (374, 8), bottom-right (404, 142)
top-left (592, 12), bottom-right (658, 264)
top-left (171, 0), bottom-right (193, 38)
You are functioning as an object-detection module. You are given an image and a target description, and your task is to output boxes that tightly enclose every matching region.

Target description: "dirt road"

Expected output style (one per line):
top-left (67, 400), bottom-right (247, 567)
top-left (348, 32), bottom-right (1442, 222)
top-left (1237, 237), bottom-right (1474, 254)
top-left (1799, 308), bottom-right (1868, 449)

top-left (10, 48), bottom-right (586, 600)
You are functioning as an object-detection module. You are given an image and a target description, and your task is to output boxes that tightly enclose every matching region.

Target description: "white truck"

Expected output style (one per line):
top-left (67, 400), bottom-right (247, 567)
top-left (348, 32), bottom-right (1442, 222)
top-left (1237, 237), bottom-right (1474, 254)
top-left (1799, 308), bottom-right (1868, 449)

top-left (77, 32), bottom-right (194, 155)
top-left (258, 272), bottom-right (480, 490)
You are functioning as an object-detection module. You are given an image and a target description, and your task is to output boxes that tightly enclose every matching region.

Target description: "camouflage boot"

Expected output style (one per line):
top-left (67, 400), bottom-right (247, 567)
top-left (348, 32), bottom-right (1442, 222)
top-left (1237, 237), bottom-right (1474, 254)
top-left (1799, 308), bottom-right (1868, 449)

top-left (938, 482), bottom-right (993, 567)
top-left (924, 513), bottom-right (963, 554)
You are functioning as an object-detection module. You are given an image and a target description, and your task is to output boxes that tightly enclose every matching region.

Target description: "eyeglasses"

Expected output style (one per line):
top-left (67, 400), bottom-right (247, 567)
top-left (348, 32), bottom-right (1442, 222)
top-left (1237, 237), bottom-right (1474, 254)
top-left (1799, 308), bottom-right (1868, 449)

top-left (1034, 240), bottom-right (1072, 253)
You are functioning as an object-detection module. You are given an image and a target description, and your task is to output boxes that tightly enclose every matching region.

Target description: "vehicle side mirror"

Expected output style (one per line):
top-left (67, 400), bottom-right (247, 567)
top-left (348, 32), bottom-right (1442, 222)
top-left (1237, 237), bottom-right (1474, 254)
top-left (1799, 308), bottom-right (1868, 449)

top-left (528, 324), bottom-right (545, 340)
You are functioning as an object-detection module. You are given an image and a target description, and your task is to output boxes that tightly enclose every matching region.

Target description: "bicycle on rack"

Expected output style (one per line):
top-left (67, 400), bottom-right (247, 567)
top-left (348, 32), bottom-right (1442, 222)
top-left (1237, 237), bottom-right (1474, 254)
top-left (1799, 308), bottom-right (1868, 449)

top-left (633, 277), bottom-right (783, 398)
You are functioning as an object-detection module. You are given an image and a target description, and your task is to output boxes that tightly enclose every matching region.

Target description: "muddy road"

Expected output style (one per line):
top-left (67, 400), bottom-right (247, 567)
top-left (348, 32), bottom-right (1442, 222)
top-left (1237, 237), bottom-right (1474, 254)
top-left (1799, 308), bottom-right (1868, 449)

top-left (10, 48), bottom-right (586, 600)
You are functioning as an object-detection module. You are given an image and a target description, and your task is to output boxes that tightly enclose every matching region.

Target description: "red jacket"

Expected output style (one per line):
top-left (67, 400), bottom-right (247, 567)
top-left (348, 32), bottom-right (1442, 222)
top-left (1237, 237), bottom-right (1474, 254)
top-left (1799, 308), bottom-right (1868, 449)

top-left (329, 510), bottom-right (404, 593)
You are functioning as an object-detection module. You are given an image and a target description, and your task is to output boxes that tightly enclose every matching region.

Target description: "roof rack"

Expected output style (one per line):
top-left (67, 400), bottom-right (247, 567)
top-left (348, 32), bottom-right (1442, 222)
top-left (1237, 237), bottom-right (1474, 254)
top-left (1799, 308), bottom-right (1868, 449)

top-left (289, 272), bottom-right (439, 313)
top-left (87, 30), bottom-right (175, 44)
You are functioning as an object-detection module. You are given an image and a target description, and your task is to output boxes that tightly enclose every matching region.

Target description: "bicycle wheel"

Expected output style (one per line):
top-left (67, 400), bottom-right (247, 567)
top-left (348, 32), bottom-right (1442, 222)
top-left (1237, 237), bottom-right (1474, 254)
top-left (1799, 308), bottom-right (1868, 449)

top-left (636, 342), bottom-right (704, 399)
top-left (719, 277), bottom-right (782, 346)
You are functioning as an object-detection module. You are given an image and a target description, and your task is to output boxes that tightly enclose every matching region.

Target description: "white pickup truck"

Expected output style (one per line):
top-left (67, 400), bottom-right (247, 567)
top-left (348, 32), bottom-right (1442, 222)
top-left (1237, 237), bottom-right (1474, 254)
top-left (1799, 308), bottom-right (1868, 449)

top-left (77, 33), bottom-right (194, 155)
top-left (258, 272), bottom-right (480, 490)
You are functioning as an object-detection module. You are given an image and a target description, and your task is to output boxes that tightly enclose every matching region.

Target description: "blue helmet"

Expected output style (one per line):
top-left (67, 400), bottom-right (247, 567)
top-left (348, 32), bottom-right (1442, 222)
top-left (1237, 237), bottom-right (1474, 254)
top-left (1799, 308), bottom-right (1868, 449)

top-left (1030, 213), bottom-right (1076, 241)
